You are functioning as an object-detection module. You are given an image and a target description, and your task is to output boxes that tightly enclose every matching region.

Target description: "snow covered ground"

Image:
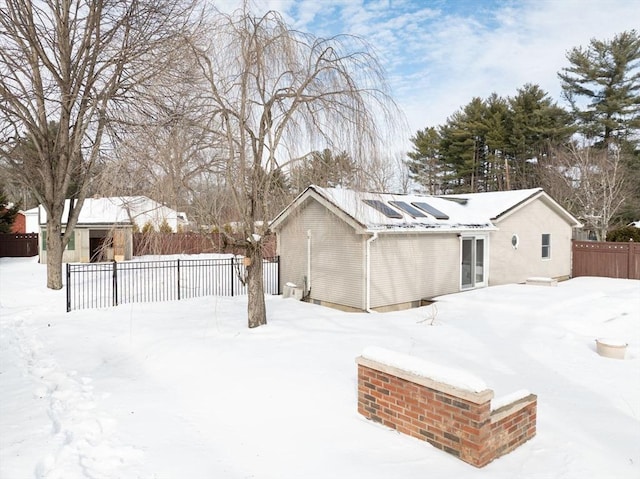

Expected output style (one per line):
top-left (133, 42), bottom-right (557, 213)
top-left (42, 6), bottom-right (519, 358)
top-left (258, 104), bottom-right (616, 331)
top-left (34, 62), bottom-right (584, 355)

top-left (1, 255), bottom-right (639, 479)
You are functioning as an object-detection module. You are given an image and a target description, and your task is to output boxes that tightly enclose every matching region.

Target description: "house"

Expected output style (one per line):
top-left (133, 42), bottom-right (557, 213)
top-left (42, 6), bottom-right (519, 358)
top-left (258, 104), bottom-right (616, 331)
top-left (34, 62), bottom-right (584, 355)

top-left (271, 186), bottom-right (582, 312)
top-left (0, 206), bottom-right (26, 233)
top-left (35, 196), bottom-right (189, 263)
top-left (11, 211), bottom-right (26, 233)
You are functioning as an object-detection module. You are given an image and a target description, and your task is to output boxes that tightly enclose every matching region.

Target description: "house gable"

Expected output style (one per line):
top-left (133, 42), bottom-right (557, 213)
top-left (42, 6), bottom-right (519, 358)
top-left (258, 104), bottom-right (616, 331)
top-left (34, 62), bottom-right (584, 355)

top-left (491, 190), bottom-right (581, 227)
top-left (271, 186), bottom-right (367, 234)
top-left (489, 196), bottom-right (576, 285)
top-left (277, 194), bottom-right (366, 310)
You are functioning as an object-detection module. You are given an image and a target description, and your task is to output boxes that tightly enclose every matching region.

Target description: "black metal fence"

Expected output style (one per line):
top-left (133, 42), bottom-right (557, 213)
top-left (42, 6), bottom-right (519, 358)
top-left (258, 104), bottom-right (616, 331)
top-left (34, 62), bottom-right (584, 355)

top-left (66, 256), bottom-right (280, 312)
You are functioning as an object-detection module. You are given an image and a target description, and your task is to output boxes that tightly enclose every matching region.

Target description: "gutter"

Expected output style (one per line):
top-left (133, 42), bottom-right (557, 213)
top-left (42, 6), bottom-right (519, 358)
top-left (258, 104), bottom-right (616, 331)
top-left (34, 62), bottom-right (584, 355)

top-left (365, 232), bottom-right (379, 313)
top-left (306, 229), bottom-right (312, 295)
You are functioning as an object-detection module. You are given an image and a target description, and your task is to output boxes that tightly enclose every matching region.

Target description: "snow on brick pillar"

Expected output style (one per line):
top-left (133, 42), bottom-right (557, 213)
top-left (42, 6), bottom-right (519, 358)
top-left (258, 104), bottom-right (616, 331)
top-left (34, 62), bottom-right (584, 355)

top-left (356, 347), bottom-right (537, 468)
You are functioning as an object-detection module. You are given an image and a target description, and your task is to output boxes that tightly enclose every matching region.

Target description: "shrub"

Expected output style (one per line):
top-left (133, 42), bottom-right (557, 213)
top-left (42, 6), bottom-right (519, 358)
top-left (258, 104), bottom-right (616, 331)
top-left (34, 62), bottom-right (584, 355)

top-left (606, 225), bottom-right (640, 242)
top-left (141, 221), bottom-right (155, 234)
top-left (158, 219), bottom-right (173, 233)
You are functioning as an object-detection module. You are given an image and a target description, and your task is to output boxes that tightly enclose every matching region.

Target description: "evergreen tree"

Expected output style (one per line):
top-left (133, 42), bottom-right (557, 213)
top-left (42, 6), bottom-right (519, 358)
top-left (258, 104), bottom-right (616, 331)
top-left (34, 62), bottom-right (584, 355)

top-left (506, 84), bottom-right (574, 188)
top-left (439, 96), bottom-right (507, 193)
top-left (290, 149), bottom-right (357, 193)
top-left (558, 30), bottom-right (640, 145)
top-left (0, 190), bottom-right (20, 233)
top-left (406, 127), bottom-right (443, 194)
top-left (410, 85), bottom-right (573, 194)
top-left (482, 93), bottom-right (510, 191)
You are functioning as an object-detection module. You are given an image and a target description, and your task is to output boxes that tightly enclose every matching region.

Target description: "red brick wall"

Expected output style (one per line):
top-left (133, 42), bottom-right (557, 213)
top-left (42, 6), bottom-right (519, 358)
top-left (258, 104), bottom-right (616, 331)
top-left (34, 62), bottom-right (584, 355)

top-left (357, 359), bottom-right (536, 467)
top-left (487, 398), bottom-right (537, 461)
top-left (11, 212), bottom-right (26, 233)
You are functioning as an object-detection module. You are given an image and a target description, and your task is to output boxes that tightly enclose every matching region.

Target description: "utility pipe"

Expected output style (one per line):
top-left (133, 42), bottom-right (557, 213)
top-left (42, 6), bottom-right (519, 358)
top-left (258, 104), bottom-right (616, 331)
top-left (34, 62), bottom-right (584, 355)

top-left (306, 229), bottom-right (312, 295)
top-left (365, 232), bottom-right (378, 313)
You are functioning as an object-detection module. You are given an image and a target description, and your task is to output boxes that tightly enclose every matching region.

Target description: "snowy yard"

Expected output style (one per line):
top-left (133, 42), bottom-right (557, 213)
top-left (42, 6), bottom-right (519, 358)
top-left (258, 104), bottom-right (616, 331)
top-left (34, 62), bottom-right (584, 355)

top-left (1, 255), bottom-right (639, 479)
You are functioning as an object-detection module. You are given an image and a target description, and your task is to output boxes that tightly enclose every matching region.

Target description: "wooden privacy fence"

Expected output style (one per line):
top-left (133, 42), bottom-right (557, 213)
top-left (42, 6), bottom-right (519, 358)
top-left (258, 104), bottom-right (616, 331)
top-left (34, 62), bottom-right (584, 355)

top-left (572, 240), bottom-right (640, 280)
top-left (0, 233), bottom-right (38, 257)
top-left (133, 232), bottom-right (276, 257)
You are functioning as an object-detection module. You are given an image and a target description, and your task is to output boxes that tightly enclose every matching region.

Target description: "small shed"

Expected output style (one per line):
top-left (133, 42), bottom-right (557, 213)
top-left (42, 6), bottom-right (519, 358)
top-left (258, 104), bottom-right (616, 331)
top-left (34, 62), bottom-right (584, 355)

top-left (271, 186), bottom-right (581, 312)
top-left (37, 196), bottom-right (188, 263)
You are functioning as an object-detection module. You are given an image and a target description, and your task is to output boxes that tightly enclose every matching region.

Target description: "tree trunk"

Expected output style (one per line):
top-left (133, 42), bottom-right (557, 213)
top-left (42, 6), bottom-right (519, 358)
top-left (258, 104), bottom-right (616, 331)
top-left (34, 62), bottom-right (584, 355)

top-left (46, 218), bottom-right (64, 290)
top-left (246, 244), bottom-right (266, 328)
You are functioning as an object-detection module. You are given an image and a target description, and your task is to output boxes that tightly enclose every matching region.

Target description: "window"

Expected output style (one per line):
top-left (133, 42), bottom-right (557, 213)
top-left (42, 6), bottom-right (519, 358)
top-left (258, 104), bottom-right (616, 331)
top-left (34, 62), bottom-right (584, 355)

top-left (411, 202), bottom-right (450, 220)
top-left (41, 230), bottom-right (75, 251)
top-left (66, 231), bottom-right (75, 250)
top-left (362, 199), bottom-right (403, 219)
top-left (389, 201), bottom-right (427, 218)
top-left (541, 234), bottom-right (550, 259)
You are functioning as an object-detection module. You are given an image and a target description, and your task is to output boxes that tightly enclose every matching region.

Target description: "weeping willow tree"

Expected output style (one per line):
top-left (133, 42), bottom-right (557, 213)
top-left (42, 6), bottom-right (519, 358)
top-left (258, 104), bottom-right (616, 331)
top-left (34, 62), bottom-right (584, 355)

top-left (193, 5), bottom-right (402, 328)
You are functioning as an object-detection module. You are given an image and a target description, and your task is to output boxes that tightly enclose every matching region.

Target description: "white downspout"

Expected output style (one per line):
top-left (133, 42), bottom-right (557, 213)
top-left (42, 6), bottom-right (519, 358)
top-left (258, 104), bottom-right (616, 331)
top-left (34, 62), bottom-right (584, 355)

top-left (365, 232), bottom-right (378, 313)
top-left (306, 229), bottom-right (312, 295)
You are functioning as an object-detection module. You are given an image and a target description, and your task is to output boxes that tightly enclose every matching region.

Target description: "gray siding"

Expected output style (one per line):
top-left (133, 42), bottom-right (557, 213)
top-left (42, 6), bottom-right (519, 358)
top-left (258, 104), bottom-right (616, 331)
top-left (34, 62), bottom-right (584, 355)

top-left (369, 233), bottom-right (460, 308)
top-left (277, 199), bottom-right (365, 309)
top-left (490, 199), bottom-right (574, 285)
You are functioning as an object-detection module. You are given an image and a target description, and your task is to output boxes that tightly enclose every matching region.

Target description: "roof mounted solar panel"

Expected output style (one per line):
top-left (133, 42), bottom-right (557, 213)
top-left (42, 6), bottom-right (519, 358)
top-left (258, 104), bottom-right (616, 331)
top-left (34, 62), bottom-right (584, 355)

top-left (362, 199), bottom-right (403, 219)
top-left (389, 201), bottom-right (428, 218)
top-left (411, 201), bottom-right (450, 220)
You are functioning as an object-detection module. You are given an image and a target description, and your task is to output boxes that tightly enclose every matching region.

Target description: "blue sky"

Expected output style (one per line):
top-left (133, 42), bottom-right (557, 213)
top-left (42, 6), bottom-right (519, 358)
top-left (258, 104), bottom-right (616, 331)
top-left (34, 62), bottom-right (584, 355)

top-left (217, 0), bottom-right (639, 144)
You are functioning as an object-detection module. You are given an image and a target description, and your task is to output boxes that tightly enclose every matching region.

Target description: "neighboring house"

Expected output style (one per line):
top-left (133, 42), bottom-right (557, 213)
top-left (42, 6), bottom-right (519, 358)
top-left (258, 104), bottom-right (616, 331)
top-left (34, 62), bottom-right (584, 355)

top-left (10, 210), bottom-right (26, 233)
top-left (271, 186), bottom-right (582, 312)
top-left (23, 207), bottom-right (40, 233)
top-left (36, 196), bottom-right (189, 263)
top-left (0, 208), bottom-right (26, 233)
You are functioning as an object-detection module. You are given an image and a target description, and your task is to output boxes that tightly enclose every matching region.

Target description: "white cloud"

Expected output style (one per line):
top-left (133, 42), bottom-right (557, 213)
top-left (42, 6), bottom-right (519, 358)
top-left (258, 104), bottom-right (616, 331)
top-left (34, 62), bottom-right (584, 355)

top-left (210, 0), bottom-right (638, 148)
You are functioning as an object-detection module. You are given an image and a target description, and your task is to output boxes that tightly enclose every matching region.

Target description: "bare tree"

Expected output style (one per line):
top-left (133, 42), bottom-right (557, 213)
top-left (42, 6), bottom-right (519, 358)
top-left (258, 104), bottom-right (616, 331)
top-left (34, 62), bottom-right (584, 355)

top-left (543, 143), bottom-right (629, 241)
top-left (0, 0), bottom-right (199, 289)
top-left (192, 6), bottom-right (401, 327)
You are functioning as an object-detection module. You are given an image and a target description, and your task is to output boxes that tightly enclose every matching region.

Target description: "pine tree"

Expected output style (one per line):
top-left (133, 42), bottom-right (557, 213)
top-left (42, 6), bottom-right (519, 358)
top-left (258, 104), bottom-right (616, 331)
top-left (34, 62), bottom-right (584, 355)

top-left (506, 84), bottom-right (574, 188)
top-left (558, 30), bottom-right (640, 145)
top-left (0, 191), bottom-right (20, 233)
top-left (439, 97), bottom-right (508, 193)
top-left (406, 128), bottom-right (443, 194)
top-left (290, 149), bottom-right (357, 193)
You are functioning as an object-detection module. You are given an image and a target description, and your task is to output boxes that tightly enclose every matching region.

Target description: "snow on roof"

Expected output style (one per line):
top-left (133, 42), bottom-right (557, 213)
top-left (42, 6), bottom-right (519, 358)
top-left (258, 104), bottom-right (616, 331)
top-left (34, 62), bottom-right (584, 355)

top-left (436, 188), bottom-right (542, 220)
top-left (306, 186), bottom-right (543, 233)
top-left (37, 196), bottom-right (184, 228)
top-left (361, 346), bottom-right (488, 393)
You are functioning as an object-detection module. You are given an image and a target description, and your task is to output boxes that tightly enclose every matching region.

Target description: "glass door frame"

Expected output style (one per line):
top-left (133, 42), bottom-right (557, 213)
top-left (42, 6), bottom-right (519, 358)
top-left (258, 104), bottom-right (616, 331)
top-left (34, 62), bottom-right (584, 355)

top-left (460, 234), bottom-right (488, 290)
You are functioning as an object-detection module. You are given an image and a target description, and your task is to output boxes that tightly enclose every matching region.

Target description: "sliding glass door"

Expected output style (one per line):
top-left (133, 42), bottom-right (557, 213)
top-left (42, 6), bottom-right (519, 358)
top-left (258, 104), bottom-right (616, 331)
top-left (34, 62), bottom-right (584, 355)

top-left (461, 236), bottom-right (486, 289)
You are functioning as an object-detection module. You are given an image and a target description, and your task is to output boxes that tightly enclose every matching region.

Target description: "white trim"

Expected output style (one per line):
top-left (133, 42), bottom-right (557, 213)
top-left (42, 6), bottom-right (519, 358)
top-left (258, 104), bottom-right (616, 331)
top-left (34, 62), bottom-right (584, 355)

top-left (541, 233), bottom-right (551, 260)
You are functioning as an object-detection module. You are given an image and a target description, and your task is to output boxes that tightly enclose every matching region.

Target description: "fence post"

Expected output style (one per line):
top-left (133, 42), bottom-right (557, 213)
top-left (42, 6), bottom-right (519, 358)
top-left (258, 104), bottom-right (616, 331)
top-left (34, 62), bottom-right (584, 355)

top-left (230, 257), bottom-right (234, 297)
top-left (66, 263), bottom-right (71, 312)
top-left (177, 259), bottom-right (181, 301)
top-left (112, 261), bottom-right (118, 307)
top-left (276, 256), bottom-right (280, 295)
